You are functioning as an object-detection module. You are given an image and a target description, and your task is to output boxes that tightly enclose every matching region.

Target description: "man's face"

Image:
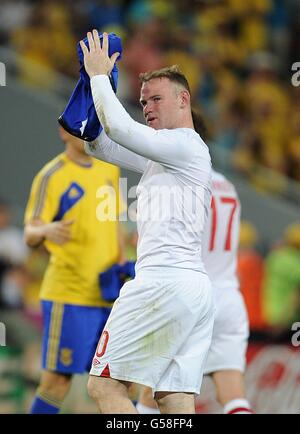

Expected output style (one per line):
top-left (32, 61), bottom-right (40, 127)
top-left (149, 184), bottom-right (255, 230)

top-left (140, 77), bottom-right (182, 130)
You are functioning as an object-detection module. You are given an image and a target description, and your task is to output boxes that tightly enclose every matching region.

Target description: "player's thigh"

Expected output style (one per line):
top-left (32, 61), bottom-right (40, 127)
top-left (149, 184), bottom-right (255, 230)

top-left (155, 391), bottom-right (195, 414)
top-left (139, 385), bottom-right (156, 404)
top-left (88, 375), bottom-right (132, 398)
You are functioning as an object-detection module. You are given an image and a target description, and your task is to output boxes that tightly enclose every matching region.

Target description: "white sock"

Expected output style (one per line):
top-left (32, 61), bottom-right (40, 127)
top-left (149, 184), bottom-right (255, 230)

top-left (223, 399), bottom-right (253, 414)
top-left (136, 402), bottom-right (160, 414)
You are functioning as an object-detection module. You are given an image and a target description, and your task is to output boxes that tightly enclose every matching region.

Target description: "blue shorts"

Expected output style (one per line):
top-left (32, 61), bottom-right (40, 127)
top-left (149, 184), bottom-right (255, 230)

top-left (41, 301), bottom-right (111, 374)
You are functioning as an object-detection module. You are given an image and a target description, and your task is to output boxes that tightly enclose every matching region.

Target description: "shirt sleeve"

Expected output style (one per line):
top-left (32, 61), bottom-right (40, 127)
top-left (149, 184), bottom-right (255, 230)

top-left (90, 75), bottom-right (196, 169)
top-left (84, 129), bottom-right (148, 174)
top-left (24, 170), bottom-right (57, 224)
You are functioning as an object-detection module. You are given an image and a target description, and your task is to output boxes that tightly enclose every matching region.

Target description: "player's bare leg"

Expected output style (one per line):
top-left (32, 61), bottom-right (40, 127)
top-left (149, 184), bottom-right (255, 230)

top-left (30, 370), bottom-right (72, 413)
top-left (39, 370), bottom-right (72, 400)
top-left (87, 376), bottom-right (138, 413)
top-left (155, 391), bottom-right (195, 414)
top-left (212, 370), bottom-right (253, 414)
top-left (136, 385), bottom-right (159, 413)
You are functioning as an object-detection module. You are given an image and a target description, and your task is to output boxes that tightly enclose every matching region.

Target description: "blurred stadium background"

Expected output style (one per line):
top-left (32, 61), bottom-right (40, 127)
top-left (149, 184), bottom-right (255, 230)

top-left (0, 0), bottom-right (300, 414)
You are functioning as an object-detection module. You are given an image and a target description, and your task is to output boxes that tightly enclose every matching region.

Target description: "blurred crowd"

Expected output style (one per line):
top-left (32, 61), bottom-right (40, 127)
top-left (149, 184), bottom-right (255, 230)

top-left (0, 0), bottom-right (300, 184)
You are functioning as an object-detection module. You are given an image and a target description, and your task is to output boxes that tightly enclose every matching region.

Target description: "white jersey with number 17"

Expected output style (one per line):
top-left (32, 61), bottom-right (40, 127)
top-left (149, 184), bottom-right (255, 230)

top-left (202, 170), bottom-right (240, 292)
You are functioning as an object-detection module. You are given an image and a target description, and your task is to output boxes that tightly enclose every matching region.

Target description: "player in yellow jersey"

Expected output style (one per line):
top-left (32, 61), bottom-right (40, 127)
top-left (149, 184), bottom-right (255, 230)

top-left (24, 127), bottom-right (127, 414)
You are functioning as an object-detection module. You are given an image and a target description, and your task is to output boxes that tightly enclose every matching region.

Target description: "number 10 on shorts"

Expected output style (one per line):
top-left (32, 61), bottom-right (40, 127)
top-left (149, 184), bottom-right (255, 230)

top-left (96, 330), bottom-right (109, 357)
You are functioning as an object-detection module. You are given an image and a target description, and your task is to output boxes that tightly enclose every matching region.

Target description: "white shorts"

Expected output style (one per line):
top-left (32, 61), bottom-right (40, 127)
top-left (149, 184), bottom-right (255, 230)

top-left (204, 288), bottom-right (249, 375)
top-left (90, 268), bottom-right (214, 394)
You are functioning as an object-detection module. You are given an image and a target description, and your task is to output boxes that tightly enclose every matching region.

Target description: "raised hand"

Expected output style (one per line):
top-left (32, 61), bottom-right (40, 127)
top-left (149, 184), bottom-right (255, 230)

top-left (80, 30), bottom-right (120, 79)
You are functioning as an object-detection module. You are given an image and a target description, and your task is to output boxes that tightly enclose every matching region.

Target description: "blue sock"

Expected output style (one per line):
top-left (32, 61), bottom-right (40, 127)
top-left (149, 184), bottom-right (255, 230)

top-left (30, 391), bottom-right (62, 414)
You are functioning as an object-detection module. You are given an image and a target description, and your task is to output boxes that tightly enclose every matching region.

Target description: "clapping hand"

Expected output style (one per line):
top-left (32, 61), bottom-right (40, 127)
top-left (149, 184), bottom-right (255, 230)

top-left (80, 30), bottom-right (120, 79)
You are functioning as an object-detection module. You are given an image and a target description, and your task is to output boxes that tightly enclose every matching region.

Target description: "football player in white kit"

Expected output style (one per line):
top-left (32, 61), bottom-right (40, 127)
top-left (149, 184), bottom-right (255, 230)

top-left (137, 170), bottom-right (253, 414)
top-left (201, 170), bottom-right (252, 414)
top-left (80, 31), bottom-right (214, 414)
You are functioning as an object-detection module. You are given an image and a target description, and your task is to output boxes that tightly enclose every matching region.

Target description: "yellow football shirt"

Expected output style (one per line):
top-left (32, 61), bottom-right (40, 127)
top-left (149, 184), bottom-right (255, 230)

top-left (24, 153), bottom-right (125, 307)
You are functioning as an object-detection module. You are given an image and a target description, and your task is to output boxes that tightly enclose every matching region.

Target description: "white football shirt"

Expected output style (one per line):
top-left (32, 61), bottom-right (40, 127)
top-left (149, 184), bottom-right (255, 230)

top-left (86, 75), bottom-right (212, 275)
top-left (202, 170), bottom-right (241, 291)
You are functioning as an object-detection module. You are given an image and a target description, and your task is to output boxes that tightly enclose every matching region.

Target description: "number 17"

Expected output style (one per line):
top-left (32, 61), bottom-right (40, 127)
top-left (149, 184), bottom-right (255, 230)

top-left (209, 196), bottom-right (237, 251)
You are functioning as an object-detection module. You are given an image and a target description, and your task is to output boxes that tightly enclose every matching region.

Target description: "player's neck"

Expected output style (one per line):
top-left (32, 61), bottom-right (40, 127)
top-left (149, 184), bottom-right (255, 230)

top-left (174, 113), bottom-right (194, 130)
top-left (65, 146), bottom-right (92, 167)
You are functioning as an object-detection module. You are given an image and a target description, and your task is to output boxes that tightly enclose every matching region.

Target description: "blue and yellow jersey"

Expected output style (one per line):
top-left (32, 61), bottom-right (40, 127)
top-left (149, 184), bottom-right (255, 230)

top-left (24, 153), bottom-right (125, 307)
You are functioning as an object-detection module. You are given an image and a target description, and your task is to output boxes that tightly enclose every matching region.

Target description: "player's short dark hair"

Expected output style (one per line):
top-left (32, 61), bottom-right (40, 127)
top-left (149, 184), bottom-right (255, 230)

top-left (140, 65), bottom-right (207, 138)
top-left (139, 65), bottom-right (191, 94)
